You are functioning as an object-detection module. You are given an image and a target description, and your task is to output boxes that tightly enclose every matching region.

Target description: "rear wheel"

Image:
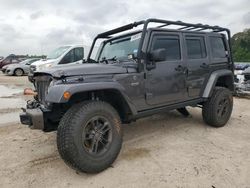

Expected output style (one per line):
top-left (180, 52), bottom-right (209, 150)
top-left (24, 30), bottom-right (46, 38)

top-left (202, 87), bottom-right (233, 127)
top-left (57, 101), bottom-right (122, 173)
top-left (14, 68), bottom-right (24, 76)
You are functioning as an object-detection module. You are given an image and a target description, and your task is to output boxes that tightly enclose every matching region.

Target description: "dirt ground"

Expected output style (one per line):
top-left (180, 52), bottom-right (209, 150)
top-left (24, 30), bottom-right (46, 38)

top-left (0, 73), bottom-right (250, 188)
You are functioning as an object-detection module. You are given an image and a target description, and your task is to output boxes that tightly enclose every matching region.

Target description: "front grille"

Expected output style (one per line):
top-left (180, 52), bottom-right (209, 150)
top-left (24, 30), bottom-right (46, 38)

top-left (30, 65), bottom-right (36, 74)
top-left (34, 75), bottom-right (52, 105)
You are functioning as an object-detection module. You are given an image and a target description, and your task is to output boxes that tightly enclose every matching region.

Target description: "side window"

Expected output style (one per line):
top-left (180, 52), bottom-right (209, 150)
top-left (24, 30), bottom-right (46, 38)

top-left (151, 36), bottom-right (181, 61)
top-left (60, 49), bottom-right (74, 64)
top-left (12, 59), bottom-right (19, 63)
top-left (30, 59), bottom-right (38, 63)
top-left (210, 37), bottom-right (226, 58)
top-left (186, 36), bottom-right (206, 59)
top-left (74, 47), bottom-right (84, 61)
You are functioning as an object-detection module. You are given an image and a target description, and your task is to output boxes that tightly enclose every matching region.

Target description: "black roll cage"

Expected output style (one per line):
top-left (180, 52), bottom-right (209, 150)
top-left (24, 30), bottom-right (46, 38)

top-left (87, 18), bottom-right (233, 66)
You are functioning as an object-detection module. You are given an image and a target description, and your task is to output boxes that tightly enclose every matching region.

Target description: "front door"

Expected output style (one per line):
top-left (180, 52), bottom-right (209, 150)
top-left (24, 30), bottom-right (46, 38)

top-left (145, 32), bottom-right (187, 106)
top-left (58, 47), bottom-right (84, 66)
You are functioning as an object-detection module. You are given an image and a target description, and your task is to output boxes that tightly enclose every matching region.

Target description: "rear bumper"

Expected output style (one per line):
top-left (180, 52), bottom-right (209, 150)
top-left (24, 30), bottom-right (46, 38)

top-left (20, 108), bottom-right (44, 130)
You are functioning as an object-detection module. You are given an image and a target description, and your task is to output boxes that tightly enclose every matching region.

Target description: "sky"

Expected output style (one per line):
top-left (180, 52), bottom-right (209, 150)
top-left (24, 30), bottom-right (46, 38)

top-left (0, 0), bottom-right (249, 57)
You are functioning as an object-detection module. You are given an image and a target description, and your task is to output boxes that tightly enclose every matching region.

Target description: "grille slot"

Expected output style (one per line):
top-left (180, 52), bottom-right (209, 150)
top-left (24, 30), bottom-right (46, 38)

top-left (34, 76), bottom-right (52, 105)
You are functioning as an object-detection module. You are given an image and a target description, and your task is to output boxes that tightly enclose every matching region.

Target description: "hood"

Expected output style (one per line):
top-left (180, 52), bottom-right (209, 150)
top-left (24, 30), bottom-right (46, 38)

top-left (34, 62), bottom-right (137, 78)
top-left (32, 59), bottom-right (57, 66)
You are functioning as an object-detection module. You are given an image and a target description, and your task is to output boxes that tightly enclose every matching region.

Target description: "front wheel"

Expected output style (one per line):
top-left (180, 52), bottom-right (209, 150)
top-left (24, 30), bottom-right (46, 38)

top-left (202, 87), bottom-right (233, 127)
top-left (57, 101), bottom-right (122, 173)
top-left (14, 68), bottom-right (24, 76)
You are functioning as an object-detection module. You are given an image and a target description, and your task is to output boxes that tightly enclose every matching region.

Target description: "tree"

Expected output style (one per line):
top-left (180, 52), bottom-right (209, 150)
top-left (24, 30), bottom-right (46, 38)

top-left (232, 28), bottom-right (250, 62)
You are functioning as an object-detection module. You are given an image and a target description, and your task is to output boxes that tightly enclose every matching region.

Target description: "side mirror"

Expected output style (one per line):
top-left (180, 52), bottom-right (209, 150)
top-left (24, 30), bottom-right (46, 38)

top-left (150, 48), bottom-right (166, 62)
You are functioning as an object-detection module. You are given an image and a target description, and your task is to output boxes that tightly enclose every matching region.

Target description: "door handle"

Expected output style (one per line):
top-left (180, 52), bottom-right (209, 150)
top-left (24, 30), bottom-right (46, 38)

top-left (200, 63), bottom-right (209, 69)
top-left (175, 65), bottom-right (184, 72)
top-left (175, 65), bottom-right (188, 74)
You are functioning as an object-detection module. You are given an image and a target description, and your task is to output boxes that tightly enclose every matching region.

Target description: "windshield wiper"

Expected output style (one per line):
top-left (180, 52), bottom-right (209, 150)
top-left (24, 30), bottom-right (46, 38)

top-left (86, 58), bottom-right (98, 64)
top-left (100, 56), bottom-right (117, 64)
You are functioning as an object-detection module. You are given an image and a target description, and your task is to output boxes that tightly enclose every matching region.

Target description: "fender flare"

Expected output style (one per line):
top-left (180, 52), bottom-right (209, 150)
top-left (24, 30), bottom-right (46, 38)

top-left (46, 81), bottom-right (137, 115)
top-left (202, 70), bottom-right (234, 98)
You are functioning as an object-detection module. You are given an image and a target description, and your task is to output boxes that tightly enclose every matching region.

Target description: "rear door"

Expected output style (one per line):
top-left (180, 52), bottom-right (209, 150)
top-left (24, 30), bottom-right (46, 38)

top-left (145, 31), bottom-right (187, 106)
top-left (208, 35), bottom-right (229, 70)
top-left (184, 34), bottom-right (210, 98)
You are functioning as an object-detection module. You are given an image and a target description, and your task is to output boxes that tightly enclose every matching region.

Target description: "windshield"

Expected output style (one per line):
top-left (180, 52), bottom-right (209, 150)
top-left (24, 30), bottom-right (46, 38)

top-left (97, 33), bottom-right (141, 61)
top-left (47, 46), bottom-right (71, 59)
top-left (20, 59), bottom-right (39, 65)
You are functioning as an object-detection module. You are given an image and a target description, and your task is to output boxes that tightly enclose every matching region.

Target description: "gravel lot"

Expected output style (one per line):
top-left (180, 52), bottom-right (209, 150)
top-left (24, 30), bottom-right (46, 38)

top-left (0, 73), bottom-right (250, 188)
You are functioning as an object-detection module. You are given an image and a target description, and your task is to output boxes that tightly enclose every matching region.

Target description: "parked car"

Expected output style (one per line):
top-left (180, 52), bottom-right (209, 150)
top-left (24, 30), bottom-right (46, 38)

top-left (3, 58), bottom-right (40, 76)
top-left (235, 67), bottom-right (250, 95)
top-left (20, 19), bottom-right (234, 173)
top-left (0, 54), bottom-right (22, 69)
top-left (234, 62), bottom-right (250, 70)
top-left (28, 45), bottom-right (84, 81)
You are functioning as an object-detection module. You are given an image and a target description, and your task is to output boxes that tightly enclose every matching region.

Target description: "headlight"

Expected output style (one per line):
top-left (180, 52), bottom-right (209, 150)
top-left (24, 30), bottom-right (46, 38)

top-left (64, 76), bottom-right (84, 83)
top-left (37, 63), bottom-right (52, 71)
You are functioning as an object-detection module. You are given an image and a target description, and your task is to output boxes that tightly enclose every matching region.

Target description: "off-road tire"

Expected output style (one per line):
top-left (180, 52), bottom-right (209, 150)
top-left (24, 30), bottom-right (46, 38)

top-left (57, 101), bottom-right (122, 173)
top-left (202, 87), bottom-right (233, 127)
top-left (14, 68), bottom-right (24, 76)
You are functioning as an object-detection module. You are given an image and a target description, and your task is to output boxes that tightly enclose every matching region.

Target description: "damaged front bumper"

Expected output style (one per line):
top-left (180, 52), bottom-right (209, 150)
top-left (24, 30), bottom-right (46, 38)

top-left (20, 108), bottom-right (44, 129)
top-left (19, 101), bottom-right (51, 130)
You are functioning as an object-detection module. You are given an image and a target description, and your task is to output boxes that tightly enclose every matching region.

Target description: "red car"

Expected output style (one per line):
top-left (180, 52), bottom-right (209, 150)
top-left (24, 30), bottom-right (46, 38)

top-left (0, 55), bottom-right (22, 69)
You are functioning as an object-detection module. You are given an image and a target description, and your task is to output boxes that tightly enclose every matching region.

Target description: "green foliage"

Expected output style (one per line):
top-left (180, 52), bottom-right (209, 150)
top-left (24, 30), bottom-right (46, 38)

top-left (232, 29), bottom-right (250, 62)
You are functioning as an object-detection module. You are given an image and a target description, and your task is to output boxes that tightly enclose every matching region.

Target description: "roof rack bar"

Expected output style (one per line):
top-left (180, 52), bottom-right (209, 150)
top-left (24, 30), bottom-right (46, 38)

top-left (157, 23), bottom-right (171, 28)
top-left (195, 28), bottom-right (208, 31)
top-left (97, 21), bottom-right (144, 38)
top-left (185, 27), bottom-right (198, 31)
top-left (178, 26), bottom-right (191, 30)
top-left (213, 29), bottom-right (224, 32)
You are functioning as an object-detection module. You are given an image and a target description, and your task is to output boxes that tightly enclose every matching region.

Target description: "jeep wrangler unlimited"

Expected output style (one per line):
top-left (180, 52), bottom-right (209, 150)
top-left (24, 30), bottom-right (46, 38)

top-left (20, 19), bottom-right (234, 173)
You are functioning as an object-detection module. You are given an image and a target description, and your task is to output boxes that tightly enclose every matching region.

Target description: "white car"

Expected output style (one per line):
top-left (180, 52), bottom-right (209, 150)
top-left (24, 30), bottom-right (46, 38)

top-left (29, 45), bottom-right (84, 77)
top-left (3, 58), bottom-right (40, 76)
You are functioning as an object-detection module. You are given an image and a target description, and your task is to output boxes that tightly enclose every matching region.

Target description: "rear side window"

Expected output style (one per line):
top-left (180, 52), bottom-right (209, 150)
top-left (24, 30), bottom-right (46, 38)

top-left (152, 36), bottom-right (181, 61)
top-left (186, 37), bottom-right (206, 59)
top-left (210, 37), bottom-right (226, 58)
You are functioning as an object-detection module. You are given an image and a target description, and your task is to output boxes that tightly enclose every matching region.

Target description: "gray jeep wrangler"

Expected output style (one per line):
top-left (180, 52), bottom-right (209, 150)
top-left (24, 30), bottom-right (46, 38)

top-left (20, 19), bottom-right (234, 173)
